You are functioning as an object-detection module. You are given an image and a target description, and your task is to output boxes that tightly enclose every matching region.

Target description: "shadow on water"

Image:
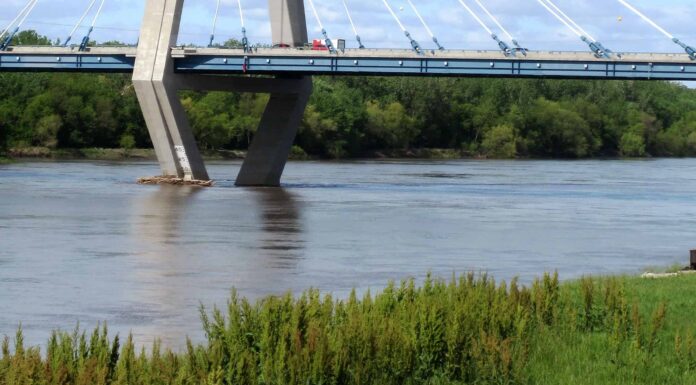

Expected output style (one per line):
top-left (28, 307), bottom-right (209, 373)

top-left (133, 184), bottom-right (305, 270)
top-left (135, 185), bottom-right (203, 249)
top-left (132, 184), bottom-right (307, 282)
top-left (126, 185), bottom-right (306, 347)
top-left (251, 187), bottom-right (305, 268)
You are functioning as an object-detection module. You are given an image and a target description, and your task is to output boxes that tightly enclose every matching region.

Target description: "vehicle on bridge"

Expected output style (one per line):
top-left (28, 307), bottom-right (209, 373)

top-left (312, 39), bottom-right (346, 52)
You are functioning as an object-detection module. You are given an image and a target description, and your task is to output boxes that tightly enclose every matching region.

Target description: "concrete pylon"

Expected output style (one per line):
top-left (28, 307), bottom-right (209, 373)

top-left (134, 0), bottom-right (312, 186)
top-left (236, 0), bottom-right (313, 186)
top-left (236, 78), bottom-right (313, 186)
top-left (133, 0), bottom-right (209, 181)
top-left (269, 0), bottom-right (309, 47)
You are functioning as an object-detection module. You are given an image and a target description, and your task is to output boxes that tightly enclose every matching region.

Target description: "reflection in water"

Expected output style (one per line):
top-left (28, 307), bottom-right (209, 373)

top-left (129, 185), bottom-right (305, 347)
top-left (136, 185), bottom-right (202, 251)
top-left (253, 188), bottom-right (305, 268)
top-left (130, 185), bottom-right (203, 346)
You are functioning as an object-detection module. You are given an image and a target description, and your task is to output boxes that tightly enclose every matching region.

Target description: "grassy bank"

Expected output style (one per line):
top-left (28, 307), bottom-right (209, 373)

top-left (1, 272), bottom-right (695, 385)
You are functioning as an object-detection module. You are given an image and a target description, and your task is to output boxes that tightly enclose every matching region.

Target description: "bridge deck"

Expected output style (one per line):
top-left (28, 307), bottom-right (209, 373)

top-left (176, 47), bottom-right (695, 63)
top-left (1, 46), bottom-right (695, 80)
top-left (0, 46), bottom-right (137, 72)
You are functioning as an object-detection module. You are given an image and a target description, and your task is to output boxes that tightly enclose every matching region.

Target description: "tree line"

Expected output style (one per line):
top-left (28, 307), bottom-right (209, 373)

top-left (2, 30), bottom-right (696, 159)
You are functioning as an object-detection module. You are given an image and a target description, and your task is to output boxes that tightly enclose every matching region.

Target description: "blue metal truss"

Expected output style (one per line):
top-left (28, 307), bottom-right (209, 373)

top-left (0, 53), bottom-right (134, 72)
top-left (2, 52), bottom-right (696, 81)
top-left (174, 55), bottom-right (696, 81)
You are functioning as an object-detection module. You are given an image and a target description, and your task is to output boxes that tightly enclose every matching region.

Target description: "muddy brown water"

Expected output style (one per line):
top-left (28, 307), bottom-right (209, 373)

top-left (1, 159), bottom-right (695, 349)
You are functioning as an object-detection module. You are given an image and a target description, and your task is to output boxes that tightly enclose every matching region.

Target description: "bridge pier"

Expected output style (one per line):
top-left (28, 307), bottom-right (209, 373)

top-left (236, 77), bottom-right (312, 186)
top-left (236, 0), bottom-right (312, 186)
top-left (133, 0), bottom-right (312, 186)
top-left (133, 0), bottom-right (208, 181)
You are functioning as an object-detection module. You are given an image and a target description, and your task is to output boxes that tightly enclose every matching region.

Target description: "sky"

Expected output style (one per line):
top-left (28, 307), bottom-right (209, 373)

top-left (2, 0), bottom-right (695, 55)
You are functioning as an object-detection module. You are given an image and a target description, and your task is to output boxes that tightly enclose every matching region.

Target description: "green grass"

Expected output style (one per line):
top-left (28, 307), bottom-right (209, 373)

top-left (527, 274), bottom-right (696, 385)
top-left (1, 272), bottom-right (695, 385)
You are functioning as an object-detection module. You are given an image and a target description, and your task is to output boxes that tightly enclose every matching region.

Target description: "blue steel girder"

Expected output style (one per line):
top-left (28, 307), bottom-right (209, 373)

top-left (173, 54), bottom-right (696, 81)
top-left (1, 51), bottom-right (696, 81)
top-left (0, 53), bottom-right (135, 72)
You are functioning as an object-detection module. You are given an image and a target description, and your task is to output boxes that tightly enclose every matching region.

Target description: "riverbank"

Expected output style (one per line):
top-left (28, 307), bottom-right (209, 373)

top-left (2, 271), bottom-right (695, 385)
top-left (4, 146), bottom-right (481, 162)
top-left (6, 147), bottom-right (158, 161)
top-left (10, 146), bottom-right (696, 163)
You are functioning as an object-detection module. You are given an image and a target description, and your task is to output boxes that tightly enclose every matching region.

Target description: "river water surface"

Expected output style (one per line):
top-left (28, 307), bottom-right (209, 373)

top-left (1, 159), bottom-right (695, 348)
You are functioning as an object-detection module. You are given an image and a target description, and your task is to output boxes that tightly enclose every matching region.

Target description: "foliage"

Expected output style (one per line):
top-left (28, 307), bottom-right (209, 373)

top-left (7, 30), bottom-right (54, 46)
top-left (0, 120), bottom-right (6, 156)
top-left (620, 131), bottom-right (647, 157)
top-left (365, 100), bottom-right (418, 149)
top-left (2, 273), bottom-right (695, 385)
top-left (4, 30), bottom-right (696, 159)
top-left (481, 124), bottom-right (517, 158)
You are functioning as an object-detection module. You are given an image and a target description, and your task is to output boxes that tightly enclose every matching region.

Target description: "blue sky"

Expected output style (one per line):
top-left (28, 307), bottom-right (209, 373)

top-left (2, 0), bottom-right (695, 54)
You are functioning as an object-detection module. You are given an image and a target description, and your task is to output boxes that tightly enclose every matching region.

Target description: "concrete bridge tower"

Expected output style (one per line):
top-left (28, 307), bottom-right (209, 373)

top-left (133, 0), bottom-right (312, 186)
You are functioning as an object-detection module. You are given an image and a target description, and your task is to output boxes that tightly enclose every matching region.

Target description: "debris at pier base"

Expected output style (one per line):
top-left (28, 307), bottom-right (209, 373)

top-left (137, 176), bottom-right (214, 187)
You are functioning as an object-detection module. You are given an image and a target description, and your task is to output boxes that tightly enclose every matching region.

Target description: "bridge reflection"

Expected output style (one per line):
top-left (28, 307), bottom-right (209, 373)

top-left (129, 185), bottom-right (305, 347)
top-left (133, 185), bottom-right (305, 265)
top-left (135, 185), bottom-right (202, 247)
top-left (252, 188), bottom-right (305, 267)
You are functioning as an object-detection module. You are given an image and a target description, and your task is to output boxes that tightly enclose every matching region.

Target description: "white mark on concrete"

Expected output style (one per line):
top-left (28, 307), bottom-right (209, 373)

top-left (174, 145), bottom-right (192, 177)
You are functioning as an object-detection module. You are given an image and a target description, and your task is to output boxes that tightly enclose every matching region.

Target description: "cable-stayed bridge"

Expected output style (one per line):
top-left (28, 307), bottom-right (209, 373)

top-left (1, 0), bottom-right (694, 186)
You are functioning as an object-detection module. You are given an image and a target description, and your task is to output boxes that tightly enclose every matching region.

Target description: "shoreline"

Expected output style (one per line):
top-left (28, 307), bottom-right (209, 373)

top-left (4, 147), bottom-right (471, 161)
top-left (5, 146), bottom-right (691, 163)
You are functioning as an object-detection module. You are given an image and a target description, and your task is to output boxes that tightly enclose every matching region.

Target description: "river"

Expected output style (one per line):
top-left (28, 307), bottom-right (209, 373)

top-left (1, 159), bottom-right (695, 349)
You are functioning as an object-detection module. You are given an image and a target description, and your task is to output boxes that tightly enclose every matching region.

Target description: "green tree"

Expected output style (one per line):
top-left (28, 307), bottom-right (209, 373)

top-left (10, 30), bottom-right (53, 46)
top-left (230, 93), bottom-right (267, 146)
top-left (655, 111), bottom-right (696, 156)
top-left (34, 114), bottom-right (62, 148)
top-left (2, 44), bottom-right (696, 160)
top-left (183, 92), bottom-right (233, 150)
top-left (304, 78), bottom-right (366, 157)
top-left (619, 130), bottom-right (646, 157)
top-left (523, 98), bottom-right (598, 158)
top-left (119, 133), bottom-right (136, 150)
top-left (0, 123), bottom-right (7, 155)
top-left (299, 105), bottom-right (337, 155)
top-left (221, 38), bottom-right (245, 49)
top-left (365, 100), bottom-right (418, 149)
top-left (481, 124), bottom-right (517, 158)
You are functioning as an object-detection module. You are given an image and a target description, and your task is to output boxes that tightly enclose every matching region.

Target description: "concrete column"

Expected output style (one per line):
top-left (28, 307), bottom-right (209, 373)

top-left (236, 0), bottom-right (312, 186)
top-left (133, 0), bottom-right (311, 186)
top-left (236, 77), bottom-right (312, 186)
top-left (269, 0), bottom-right (309, 47)
top-left (133, 0), bottom-right (209, 181)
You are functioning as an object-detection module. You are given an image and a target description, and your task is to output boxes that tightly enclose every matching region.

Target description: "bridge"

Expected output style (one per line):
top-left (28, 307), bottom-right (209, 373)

top-left (3, 47), bottom-right (696, 80)
top-left (1, 0), bottom-right (695, 186)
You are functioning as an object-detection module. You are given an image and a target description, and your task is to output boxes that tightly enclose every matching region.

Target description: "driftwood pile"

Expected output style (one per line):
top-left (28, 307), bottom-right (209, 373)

top-left (641, 269), bottom-right (696, 279)
top-left (137, 176), bottom-right (214, 187)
